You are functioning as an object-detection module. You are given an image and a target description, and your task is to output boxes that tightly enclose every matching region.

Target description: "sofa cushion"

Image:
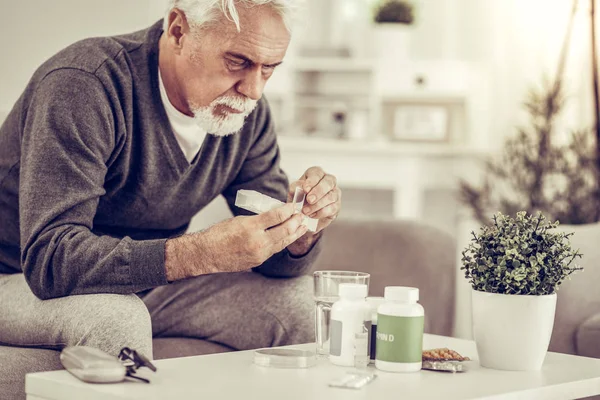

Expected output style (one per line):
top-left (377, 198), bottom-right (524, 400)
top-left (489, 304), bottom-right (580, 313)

top-left (314, 218), bottom-right (456, 337)
top-left (153, 338), bottom-right (233, 359)
top-left (576, 313), bottom-right (600, 358)
top-left (552, 223), bottom-right (600, 355)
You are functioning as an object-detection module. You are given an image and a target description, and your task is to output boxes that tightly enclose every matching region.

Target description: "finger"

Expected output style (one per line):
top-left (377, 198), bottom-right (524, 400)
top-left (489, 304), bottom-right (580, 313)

top-left (302, 187), bottom-right (339, 215)
top-left (302, 167), bottom-right (325, 194)
top-left (255, 203), bottom-right (295, 229)
top-left (309, 202), bottom-right (340, 220)
top-left (305, 174), bottom-right (337, 205)
top-left (266, 213), bottom-right (303, 243)
top-left (272, 224), bottom-right (309, 254)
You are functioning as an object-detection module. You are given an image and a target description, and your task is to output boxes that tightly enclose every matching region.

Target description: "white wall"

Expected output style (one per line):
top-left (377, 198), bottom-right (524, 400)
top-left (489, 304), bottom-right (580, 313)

top-left (409, 0), bottom-right (597, 150)
top-left (0, 0), bottom-right (164, 113)
top-left (457, 0), bottom-right (597, 148)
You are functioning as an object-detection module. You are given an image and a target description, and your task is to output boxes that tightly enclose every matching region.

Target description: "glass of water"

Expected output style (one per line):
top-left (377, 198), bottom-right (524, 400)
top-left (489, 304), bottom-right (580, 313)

top-left (313, 271), bottom-right (370, 356)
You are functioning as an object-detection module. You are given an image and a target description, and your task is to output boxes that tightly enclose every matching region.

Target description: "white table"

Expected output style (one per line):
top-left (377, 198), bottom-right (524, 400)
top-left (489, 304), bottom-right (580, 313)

top-left (26, 335), bottom-right (600, 400)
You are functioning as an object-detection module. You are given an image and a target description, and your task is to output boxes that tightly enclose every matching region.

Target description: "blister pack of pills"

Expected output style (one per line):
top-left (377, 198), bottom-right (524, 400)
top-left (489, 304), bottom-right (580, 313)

top-left (328, 372), bottom-right (377, 389)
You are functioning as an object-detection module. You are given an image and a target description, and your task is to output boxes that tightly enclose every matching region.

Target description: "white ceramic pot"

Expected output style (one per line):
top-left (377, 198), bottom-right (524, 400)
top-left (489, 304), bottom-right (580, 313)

top-left (373, 24), bottom-right (413, 62)
top-left (471, 289), bottom-right (557, 371)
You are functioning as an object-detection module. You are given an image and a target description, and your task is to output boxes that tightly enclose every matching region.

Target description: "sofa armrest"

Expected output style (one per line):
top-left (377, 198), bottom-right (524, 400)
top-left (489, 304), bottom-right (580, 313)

top-left (576, 313), bottom-right (600, 358)
top-left (313, 218), bottom-right (456, 337)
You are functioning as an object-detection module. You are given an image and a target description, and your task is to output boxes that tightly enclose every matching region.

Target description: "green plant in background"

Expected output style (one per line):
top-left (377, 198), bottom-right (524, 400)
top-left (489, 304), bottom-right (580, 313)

top-left (460, 0), bottom-right (600, 225)
top-left (461, 212), bottom-right (583, 295)
top-left (460, 79), bottom-right (600, 225)
top-left (373, 0), bottom-right (414, 24)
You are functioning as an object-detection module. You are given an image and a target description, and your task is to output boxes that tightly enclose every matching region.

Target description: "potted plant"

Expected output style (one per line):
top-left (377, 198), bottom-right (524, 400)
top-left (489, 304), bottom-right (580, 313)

top-left (372, 0), bottom-right (415, 61)
top-left (461, 211), bottom-right (583, 371)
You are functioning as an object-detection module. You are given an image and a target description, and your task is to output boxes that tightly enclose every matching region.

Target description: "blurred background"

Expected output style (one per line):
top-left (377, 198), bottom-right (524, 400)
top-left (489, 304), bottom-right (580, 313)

top-left (0, 0), bottom-right (598, 339)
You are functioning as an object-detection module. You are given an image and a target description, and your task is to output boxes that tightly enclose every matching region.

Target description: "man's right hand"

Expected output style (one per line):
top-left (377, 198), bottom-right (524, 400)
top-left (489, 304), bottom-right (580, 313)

top-left (164, 203), bottom-right (308, 281)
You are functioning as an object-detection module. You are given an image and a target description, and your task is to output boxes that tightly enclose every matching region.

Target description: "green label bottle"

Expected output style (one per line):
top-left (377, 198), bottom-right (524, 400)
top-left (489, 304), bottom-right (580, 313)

top-left (375, 287), bottom-right (424, 373)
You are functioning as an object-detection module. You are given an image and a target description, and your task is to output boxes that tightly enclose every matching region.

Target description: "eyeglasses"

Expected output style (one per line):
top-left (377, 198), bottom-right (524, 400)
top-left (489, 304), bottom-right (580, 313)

top-left (118, 347), bottom-right (157, 384)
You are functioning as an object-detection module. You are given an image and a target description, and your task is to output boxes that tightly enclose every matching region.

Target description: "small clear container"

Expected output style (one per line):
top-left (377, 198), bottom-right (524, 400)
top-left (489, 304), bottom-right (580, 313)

top-left (293, 186), bottom-right (306, 213)
top-left (354, 327), bottom-right (369, 369)
top-left (253, 348), bottom-right (316, 369)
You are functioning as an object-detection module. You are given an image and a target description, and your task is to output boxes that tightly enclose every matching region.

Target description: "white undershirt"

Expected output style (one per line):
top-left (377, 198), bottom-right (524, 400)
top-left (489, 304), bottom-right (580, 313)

top-left (158, 70), bottom-right (206, 163)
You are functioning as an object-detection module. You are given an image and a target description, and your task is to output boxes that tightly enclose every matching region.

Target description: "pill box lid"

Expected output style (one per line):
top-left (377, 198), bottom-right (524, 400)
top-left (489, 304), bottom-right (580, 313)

top-left (253, 348), bottom-right (316, 369)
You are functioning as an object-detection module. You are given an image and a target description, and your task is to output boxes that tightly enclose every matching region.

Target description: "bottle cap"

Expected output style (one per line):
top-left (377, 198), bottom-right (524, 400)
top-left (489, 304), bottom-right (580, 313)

top-left (384, 287), bottom-right (419, 303)
top-left (366, 296), bottom-right (386, 311)
top-left (339, 283), bottom-right (368, 299)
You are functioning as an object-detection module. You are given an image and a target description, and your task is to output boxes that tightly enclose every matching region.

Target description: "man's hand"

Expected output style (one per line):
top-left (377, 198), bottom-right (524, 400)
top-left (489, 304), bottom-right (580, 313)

top-left (287, 166), bottom-right (342, 256)
top-left (165, 203), bottom-right (308, 281)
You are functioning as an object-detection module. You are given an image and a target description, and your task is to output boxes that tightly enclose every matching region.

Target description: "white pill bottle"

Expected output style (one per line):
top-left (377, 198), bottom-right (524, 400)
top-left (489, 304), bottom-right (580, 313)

top-left (375, 286), bottom-right (424, 372)
top-left (329, 283), bottom-right (371, 367)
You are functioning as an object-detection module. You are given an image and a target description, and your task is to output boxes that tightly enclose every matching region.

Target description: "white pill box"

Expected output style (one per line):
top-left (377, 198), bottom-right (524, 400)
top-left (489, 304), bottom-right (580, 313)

top-left (235, 190), bottom-right (318, 232)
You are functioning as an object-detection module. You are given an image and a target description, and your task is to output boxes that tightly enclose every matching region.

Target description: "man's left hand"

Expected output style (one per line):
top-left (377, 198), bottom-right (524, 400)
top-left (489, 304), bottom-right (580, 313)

top-left (286, 166), bottom-right (341, 256)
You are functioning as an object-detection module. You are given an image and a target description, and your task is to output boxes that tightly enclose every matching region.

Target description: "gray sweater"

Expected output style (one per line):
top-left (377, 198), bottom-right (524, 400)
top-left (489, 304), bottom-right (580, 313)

top-left (0, 21), bottom-right (320, 300)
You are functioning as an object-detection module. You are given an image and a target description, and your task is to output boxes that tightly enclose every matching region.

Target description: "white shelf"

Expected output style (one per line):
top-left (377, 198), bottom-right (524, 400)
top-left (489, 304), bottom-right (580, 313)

top-left (294, 95), bottom-right (371, 109)
top-left (277, 135), bottom-right (486, 157)
top-left (293, 57), bottom-right (375, 72)
top-left (381, 91), bottom-right (467, 103)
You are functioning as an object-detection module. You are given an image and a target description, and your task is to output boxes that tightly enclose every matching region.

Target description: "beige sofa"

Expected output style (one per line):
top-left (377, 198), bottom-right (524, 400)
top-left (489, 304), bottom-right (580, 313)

top-left (550, 222), bottom-right (600, 358)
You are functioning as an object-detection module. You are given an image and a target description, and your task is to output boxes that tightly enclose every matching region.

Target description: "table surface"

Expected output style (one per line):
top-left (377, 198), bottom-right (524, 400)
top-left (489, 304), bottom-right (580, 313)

top-left (26, 334), bottom-right (600, 400)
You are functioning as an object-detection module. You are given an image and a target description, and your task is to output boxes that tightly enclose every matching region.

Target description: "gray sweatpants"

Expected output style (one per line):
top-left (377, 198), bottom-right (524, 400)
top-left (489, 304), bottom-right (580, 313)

top-left (0, 272), bottom-right (315, 359)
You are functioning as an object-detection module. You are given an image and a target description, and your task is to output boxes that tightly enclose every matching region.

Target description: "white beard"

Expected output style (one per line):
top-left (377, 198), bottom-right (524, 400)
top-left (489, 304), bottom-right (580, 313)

top-left (190, 95), bottom-right (258, 137)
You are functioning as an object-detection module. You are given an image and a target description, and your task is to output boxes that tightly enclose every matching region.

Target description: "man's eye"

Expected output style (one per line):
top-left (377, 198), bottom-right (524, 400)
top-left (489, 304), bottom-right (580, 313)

top-left (227, 59), bottom-right (247, 69)
top-left (262, 65), bottom-right (278, 76)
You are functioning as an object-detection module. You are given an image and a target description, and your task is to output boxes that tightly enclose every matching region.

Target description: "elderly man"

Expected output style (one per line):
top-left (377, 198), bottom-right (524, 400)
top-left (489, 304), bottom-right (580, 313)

top-left (0, 0), bottom-right (341, 361)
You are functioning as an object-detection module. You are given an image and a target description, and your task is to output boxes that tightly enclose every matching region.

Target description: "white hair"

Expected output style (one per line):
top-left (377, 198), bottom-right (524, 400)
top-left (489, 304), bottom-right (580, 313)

top-left (163, 0), bottom-right (296, 33)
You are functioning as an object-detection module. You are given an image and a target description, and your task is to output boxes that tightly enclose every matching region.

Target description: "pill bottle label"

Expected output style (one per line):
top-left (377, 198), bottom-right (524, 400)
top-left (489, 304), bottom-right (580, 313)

top-left (364, 320), bottom-right (372, 358)
top-left (330, 319), bottom-right (343, 356)
top-left (376, 314), bottom-right (424, 363)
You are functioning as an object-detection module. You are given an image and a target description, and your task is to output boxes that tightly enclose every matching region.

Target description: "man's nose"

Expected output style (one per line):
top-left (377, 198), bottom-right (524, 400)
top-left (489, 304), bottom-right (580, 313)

top-left (235, 67), bottom-right (265, 101)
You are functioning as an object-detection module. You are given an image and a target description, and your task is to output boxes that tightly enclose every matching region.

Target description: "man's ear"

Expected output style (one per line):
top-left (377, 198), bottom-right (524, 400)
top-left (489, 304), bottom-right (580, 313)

top-left (165, 8), bottom-right (190, 54)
